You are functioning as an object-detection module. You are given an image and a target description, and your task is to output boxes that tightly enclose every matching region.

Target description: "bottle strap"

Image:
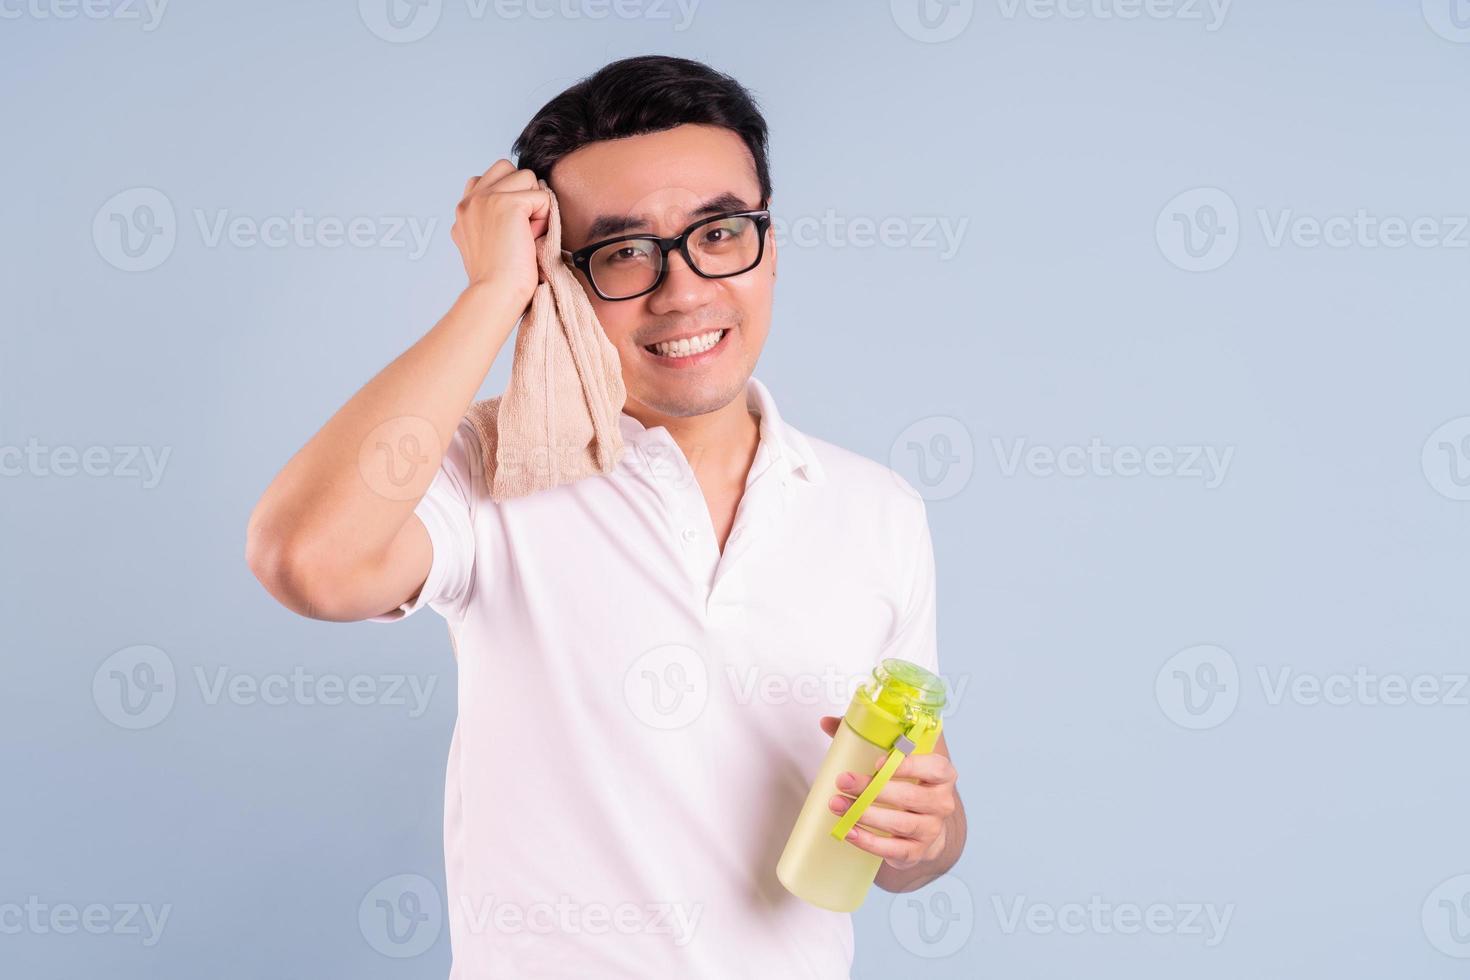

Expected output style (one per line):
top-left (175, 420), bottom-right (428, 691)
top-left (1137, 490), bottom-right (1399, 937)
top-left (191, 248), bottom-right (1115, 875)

top-left (829, 715), bottom-right (939, 843)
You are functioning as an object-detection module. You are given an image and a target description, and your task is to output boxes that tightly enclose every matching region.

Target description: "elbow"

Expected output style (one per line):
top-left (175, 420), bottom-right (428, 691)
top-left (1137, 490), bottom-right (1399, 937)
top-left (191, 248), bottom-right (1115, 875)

top-left (245, 514), bottom-right (359, 622)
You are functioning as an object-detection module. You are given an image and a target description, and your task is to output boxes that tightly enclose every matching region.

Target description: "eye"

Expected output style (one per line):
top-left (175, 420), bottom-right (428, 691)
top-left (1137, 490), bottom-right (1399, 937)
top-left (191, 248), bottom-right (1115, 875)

top-left (605, 243), bottom-right (653, 264)
top-left (701, 220), bottom-right (746, 246)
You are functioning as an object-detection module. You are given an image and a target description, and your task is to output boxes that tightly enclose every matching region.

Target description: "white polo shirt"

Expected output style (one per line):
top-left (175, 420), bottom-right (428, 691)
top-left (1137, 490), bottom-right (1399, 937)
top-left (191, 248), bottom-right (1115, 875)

top-left (373, 375), bottom-right (940, 979)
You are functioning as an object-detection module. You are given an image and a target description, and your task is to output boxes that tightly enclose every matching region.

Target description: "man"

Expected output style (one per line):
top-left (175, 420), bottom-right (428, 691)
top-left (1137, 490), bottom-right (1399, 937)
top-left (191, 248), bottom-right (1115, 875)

top-left (246, 55), bottom-right (965, 977)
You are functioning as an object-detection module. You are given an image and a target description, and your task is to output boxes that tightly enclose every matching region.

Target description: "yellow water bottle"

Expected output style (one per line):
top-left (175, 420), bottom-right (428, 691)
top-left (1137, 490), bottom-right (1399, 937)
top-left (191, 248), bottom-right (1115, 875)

top-left (776, 658), bottom-right (947, 912)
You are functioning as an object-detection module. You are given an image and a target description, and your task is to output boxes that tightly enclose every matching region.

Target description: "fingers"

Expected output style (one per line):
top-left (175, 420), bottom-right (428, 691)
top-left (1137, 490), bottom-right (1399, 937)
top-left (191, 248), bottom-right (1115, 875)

top-left (818, 715), bottom-right (841, 738)
top-left (861, 750), bottom-right (956, 786)
top-left (832, 771), bottom-right (956, 817)
top-left (840, 820), bottom-right (938, 865)
top-left (828, 794), bottom-right (940, 843)
top-left (461, 159), bottom-right (535, 205)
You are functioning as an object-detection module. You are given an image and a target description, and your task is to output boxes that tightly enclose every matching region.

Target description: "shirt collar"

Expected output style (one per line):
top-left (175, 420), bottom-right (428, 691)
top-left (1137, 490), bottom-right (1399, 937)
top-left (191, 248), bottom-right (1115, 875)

top-left (616, 375), bottom-right (826, 486)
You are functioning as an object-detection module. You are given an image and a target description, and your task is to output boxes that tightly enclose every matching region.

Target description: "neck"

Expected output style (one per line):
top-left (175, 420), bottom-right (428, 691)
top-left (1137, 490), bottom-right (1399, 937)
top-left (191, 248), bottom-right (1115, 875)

top-left (623, 391), bottom-right (761, 485)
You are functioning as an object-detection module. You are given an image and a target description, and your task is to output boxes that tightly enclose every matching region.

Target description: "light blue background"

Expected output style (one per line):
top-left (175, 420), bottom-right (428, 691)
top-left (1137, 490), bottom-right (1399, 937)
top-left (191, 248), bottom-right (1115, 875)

top-left (3, 1), bottom-right (1468, 977)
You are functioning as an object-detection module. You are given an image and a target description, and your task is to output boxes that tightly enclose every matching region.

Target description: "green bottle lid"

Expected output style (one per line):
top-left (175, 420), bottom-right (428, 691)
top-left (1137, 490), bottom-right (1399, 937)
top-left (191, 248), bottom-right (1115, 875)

top-left (844, 658), bottom-right (948, 748)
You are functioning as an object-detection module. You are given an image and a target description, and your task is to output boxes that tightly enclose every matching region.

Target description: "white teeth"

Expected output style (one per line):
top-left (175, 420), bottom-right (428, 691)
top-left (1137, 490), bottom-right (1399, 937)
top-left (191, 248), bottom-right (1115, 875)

top-left (650, 329), bottom-right (723, 358)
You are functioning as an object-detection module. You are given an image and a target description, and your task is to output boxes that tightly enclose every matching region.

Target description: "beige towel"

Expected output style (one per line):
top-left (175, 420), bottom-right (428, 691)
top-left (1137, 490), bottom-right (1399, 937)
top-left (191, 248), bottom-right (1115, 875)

top-left (465, 179), bottom-right (627, 501)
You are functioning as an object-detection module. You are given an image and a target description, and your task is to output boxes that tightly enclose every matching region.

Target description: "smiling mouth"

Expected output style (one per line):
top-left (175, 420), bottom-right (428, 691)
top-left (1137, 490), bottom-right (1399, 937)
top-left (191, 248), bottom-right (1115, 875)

top-left (643, 328), bottom-right (729, 359)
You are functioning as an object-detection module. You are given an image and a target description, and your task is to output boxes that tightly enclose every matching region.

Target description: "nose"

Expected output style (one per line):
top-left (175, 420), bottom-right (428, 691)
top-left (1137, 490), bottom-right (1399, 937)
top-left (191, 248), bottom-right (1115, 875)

top-left (646, 246), bottom-right (719, 315)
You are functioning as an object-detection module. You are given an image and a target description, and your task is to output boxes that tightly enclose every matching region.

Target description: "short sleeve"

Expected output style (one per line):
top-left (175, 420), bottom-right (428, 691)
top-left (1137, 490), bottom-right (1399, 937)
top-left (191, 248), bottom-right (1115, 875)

top-left (880, 494), bottom-right (940, 679)
top-left (369, 418), bottom-right (481, 624)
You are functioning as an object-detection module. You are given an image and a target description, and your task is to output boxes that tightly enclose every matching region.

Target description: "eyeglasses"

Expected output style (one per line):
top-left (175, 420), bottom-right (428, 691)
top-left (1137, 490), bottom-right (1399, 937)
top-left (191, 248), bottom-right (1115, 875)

top-left (561, 209), bottom-right (773, 302)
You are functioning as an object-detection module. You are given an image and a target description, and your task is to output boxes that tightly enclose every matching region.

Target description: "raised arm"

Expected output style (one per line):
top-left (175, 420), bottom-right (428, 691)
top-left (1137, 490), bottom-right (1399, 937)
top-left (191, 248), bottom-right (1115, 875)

top-left (245, 160), bottom-right (547, 621)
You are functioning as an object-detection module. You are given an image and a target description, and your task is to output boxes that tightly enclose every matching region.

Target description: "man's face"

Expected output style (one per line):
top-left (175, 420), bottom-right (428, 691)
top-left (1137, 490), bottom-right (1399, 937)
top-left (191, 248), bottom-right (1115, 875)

top-left (550, 123), bottom-right (775, 420)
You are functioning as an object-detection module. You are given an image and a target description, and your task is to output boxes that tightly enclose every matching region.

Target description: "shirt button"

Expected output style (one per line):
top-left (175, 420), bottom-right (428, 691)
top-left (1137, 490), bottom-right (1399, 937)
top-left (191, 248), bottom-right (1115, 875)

top-left (681, 528), bottom-right (697, 542)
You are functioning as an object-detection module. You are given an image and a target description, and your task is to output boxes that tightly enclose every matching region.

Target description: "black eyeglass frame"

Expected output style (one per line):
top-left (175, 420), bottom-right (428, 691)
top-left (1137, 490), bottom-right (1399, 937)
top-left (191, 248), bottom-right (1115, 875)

top-left (561, 209), bottom-right (773, 302)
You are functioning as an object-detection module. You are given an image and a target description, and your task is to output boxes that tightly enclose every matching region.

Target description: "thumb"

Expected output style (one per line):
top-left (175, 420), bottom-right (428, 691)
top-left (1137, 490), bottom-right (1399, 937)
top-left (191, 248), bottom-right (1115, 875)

top-left (818, 715), bottom-right (841, 738)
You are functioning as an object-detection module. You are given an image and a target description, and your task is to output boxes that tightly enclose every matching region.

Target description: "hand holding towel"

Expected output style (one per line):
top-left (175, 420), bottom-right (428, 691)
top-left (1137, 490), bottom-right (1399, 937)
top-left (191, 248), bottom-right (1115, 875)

top-left (465, 179), bottom-right (627, 501)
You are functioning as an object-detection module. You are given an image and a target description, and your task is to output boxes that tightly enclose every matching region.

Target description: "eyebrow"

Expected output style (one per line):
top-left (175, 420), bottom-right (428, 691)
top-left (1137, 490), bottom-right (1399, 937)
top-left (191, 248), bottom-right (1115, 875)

top-left (583, 192), bottom-right (755, 242)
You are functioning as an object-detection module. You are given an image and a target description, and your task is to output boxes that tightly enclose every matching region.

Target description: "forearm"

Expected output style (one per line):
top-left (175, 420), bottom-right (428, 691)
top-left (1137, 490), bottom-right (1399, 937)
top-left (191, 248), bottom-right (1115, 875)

top-left (247, 281), bottom-right (523, 576)
top-left (875, 789), bottom-right (967, 893)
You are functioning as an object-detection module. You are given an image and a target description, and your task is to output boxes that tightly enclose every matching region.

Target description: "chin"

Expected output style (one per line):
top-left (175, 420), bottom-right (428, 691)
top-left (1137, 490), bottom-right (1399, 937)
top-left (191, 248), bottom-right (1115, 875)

top-left (632, 369), bottom-right (751, 420)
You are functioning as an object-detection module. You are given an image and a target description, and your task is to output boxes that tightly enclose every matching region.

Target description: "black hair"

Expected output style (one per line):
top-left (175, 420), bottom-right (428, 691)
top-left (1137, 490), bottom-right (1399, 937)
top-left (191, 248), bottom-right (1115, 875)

top-left (512, 55), bottom-right (771, 207)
